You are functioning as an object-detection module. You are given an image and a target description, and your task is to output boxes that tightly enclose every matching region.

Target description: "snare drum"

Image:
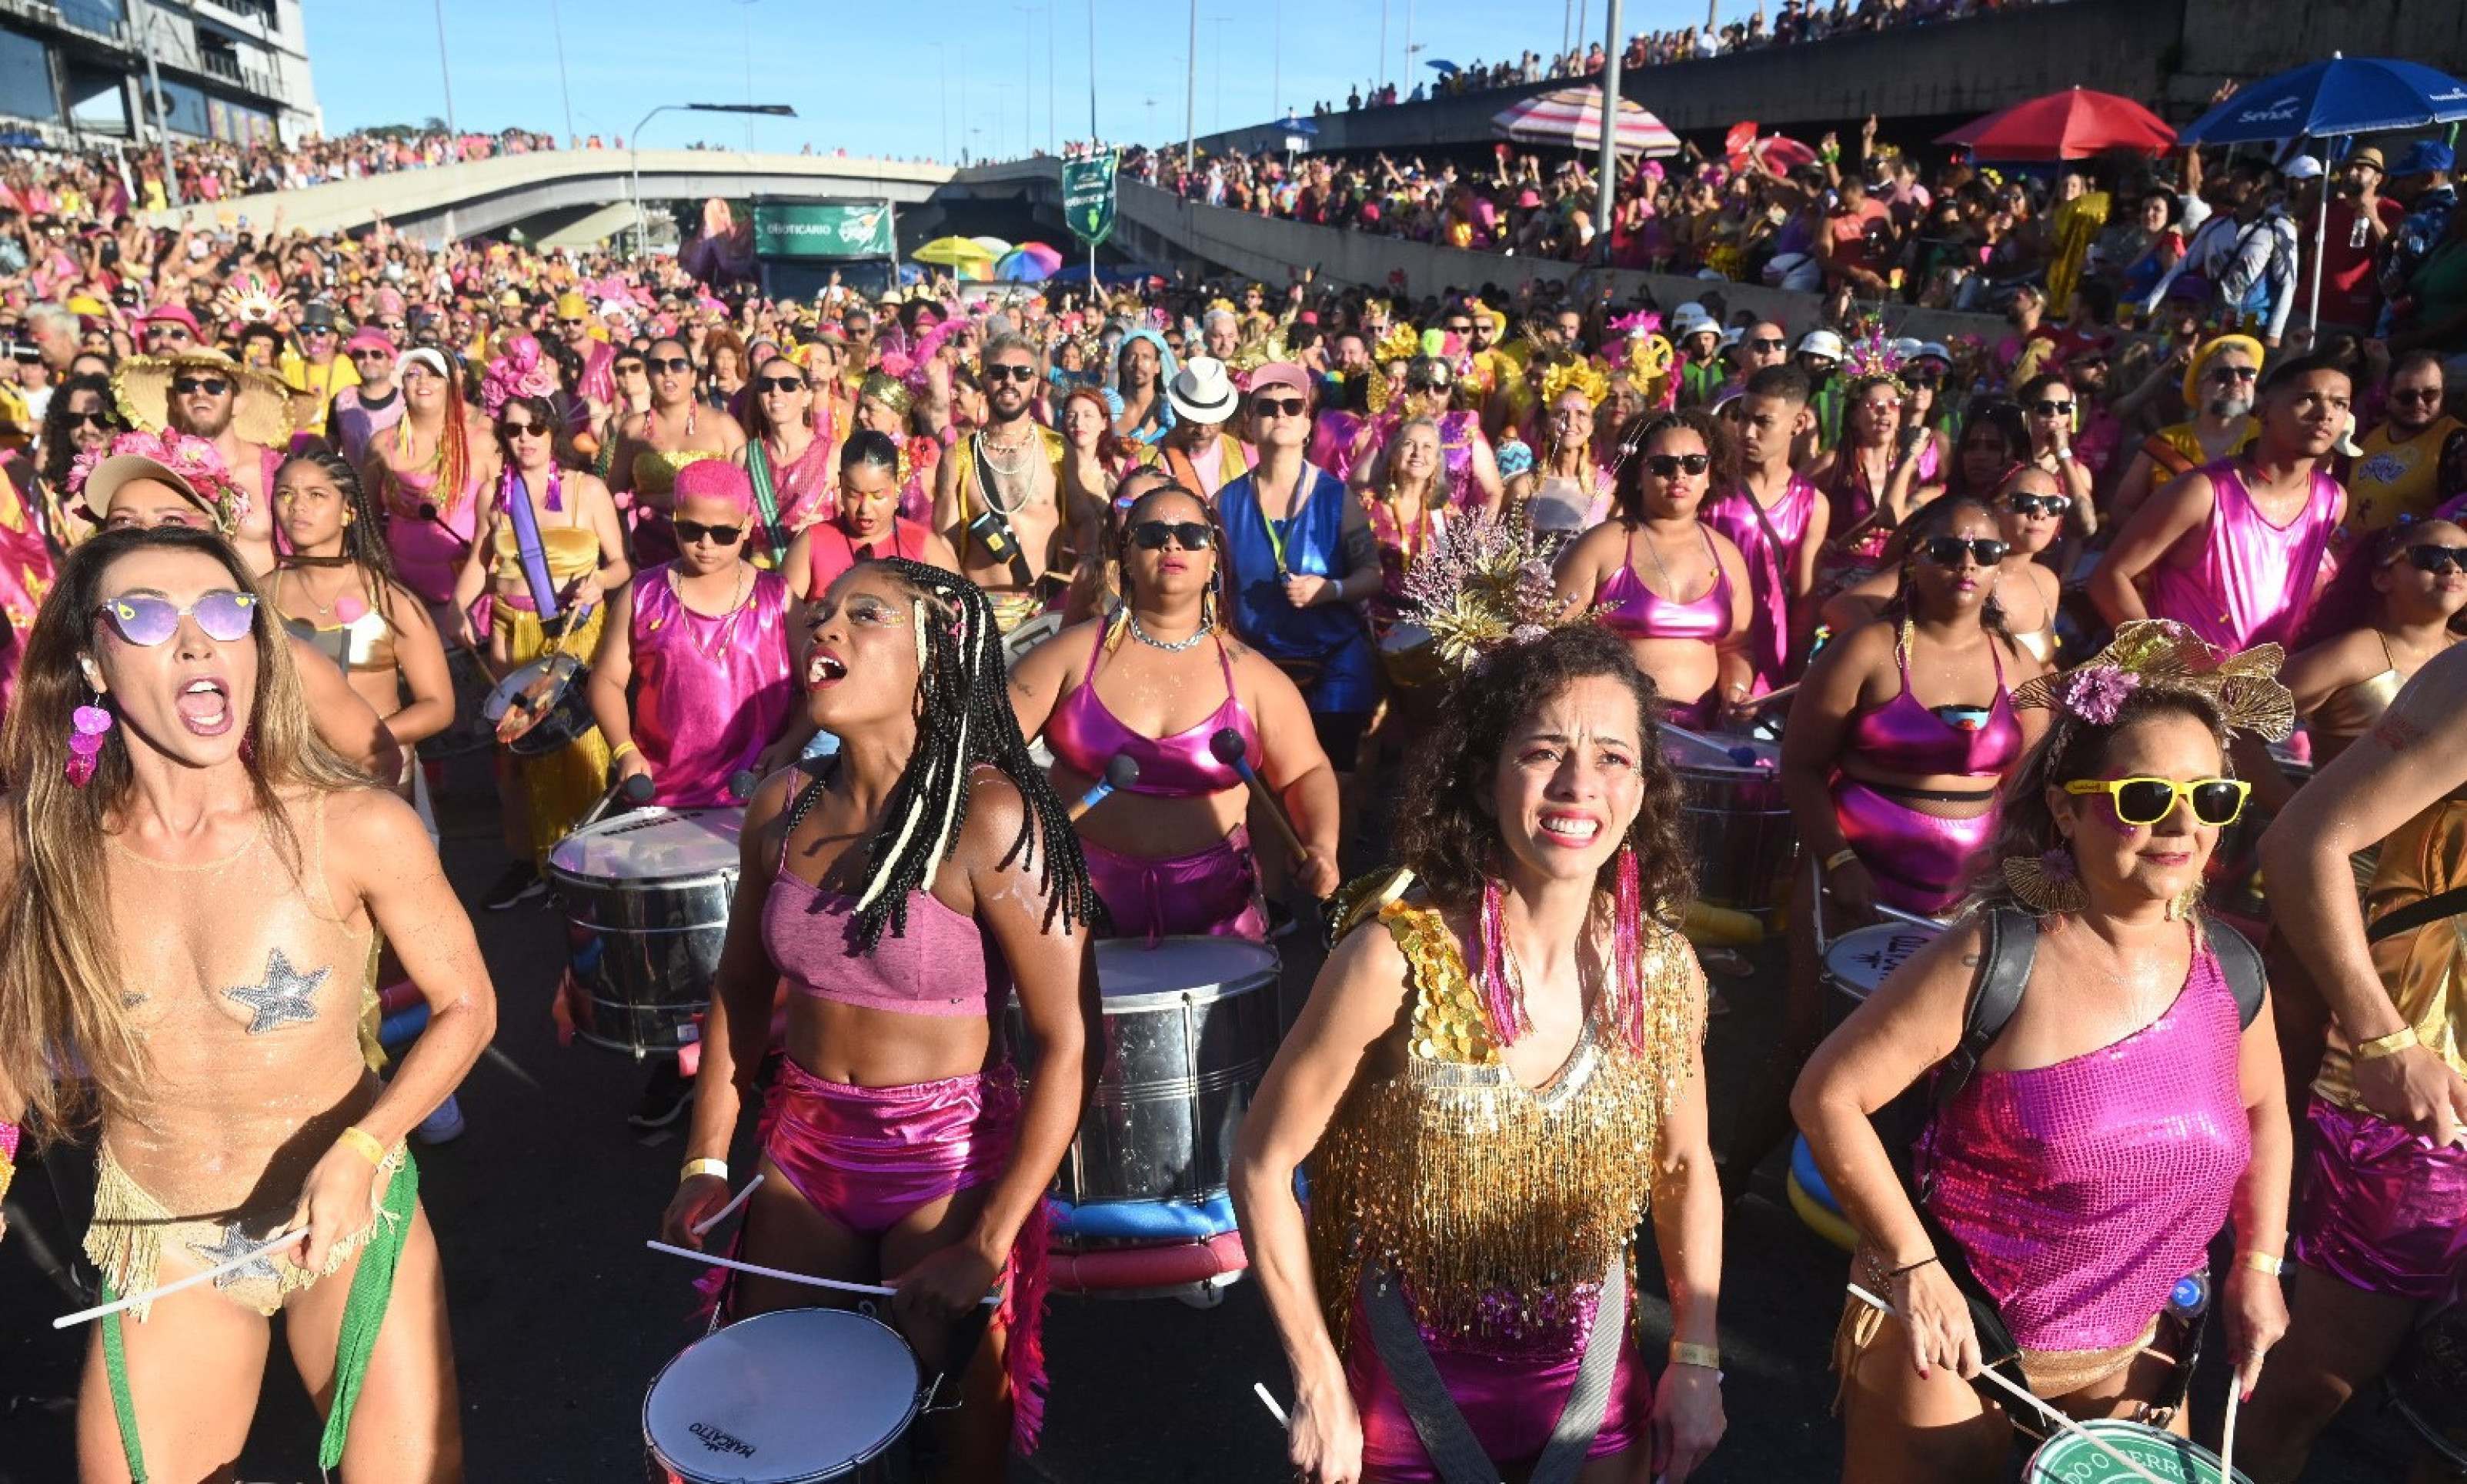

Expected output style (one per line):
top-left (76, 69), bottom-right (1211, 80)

top-left (548, 806), bottom-right (743, 1055)
top-left (2022, 1418), bottom-right (2252, 1482)
top-left (1663, 728), bottom-right (1791, 914)
top-left (1016, 936), bottom-right (1281, 1206)
top-left (1821, 922), bottom-right (1941, 1026)
top-left (643, 1308), bottom-right (920, 1483)
top-left (483, 653), bottom-right (594, 757)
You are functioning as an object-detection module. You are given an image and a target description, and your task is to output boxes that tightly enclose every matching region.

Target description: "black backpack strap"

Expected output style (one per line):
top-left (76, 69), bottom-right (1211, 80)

top-left (2366, 883), bottom-right (2467, 946)
top-left (1933, 905), bottom-right (2039, 1116)
top-left (2204, 917), bottom-right (2267, 1029)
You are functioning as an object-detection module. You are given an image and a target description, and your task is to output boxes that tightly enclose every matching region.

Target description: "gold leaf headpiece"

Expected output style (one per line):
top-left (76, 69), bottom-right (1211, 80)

top-left (2009, 620), bottom-right (2294, 742)
top-left (1398, 512), bottom-right (1587, 675)
top-left (1374, 322), bottom-right (1422, 367)
top-left (1537, 358), bottom-right (1608, 409)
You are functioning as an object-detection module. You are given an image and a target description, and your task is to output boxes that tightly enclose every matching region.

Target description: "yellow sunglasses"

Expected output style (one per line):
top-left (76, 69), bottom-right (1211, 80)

top-left (2062, 775), bottom-right (2250, 828)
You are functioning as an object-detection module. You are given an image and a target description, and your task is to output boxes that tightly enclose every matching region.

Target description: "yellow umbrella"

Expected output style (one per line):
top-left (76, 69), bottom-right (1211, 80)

top-left (913, 235), bottom-right (996, 268)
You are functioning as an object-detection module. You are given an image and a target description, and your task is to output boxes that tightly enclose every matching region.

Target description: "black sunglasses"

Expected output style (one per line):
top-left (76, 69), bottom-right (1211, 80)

top-left (615, 361), bottom-right (648, 376)
top-left (64, 409), bottom-right (110, 429)
top-left (1907, 365), bottom-right (1944, 387)
top-left (1922, 535), bottom-right (2011, 567)
top-left (674, 519), bottom-right (745, 546)
top-left (646, 355), bottom-right (693, 374)
top-left (2028, 399), bottom-right (2076, 418)
top-left (1252, 395), bottom-right (1307, 419)
top-left (1642, 452), bottom-right (1711, 478)
top-left (984, 362), bottom-right (1039, 383)
top-left (1130, 519), bottom-right (1213, 552)
top-left (755, 375), bottom-right (807, 395)
top-left (172, 376), bottom-right (231, 396)
top-left (1407, 372), bottom-right (1452, 391)
top-left (2005, 492), bottom-right (2072, 518)
top-left (2407, 543), bottom-right (2467, 575)
top-left (500, 419), bottom-right (547, 439)
top-left (557, 317), bottom-right (588, 329)
top-left (2391, 387), bottom-right (2445, 405)
top-left (1748, 336), bottom-right (1787, 352)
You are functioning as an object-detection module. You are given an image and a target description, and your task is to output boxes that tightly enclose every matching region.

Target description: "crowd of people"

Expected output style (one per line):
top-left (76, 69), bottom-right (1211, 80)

top-left (0, 72), bottom-right (2456, 1483)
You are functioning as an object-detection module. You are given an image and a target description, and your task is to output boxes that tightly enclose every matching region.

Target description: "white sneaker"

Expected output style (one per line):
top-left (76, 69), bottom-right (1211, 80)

top-left (414, 1094), bottom-right (466, 1146)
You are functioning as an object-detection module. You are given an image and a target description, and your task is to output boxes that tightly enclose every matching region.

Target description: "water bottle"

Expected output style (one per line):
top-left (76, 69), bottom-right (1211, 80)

top-left (2165, 1271), bottom-right (2210, 1324)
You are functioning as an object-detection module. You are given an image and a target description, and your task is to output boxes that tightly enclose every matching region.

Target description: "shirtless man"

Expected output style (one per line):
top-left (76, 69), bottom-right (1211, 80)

top-left (610, 336), bottom-right (746, 567)
top-left (0, 524), bottom-right (493, 1482)
top-left (2250, 643), bottom-right (2467, 1481)
top-left (152, 348), bottom-right (286, 571)
top-left (934, 334), bottom-right (1066, 635)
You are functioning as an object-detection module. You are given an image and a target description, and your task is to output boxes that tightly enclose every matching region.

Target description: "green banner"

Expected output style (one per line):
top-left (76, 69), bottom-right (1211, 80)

top-left (1060, 152), bottom-right (1118, 248)
top-left (751, 202), bottom-right (894, 259)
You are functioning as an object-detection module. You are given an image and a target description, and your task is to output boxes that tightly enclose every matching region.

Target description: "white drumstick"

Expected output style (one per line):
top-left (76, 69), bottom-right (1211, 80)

top-left (54, 1229), bottom-right (308, 1329)
top-left (1874, 903), bottom-right (1950, 932)
top-left (1254, 1381), bottom-right (1289, 1426)
top-left (2219, 1386), bottom-right (2239, 1482)
top-left (644, 1239), bottom-right (1001, 1306)
top-left (689, 1172), bottom-right (766, 1236)
top-left (1846, 1285), bottom-right (2172, 1484)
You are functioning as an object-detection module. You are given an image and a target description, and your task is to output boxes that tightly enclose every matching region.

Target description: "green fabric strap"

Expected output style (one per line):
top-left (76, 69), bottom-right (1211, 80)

top-left (743, 439), bottom-right (790, 566)
top-left (319, 1152), bottom-right (420, 1470)
top-left (100, 1286), bottom-right (150, 1484)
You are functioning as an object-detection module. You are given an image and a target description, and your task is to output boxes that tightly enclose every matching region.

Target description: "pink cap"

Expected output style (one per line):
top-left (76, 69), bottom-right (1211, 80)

top-left (141, 303), bottom-right (202, 335)
top-left (1247, 362), bottom-right (1312, 402)
top-left (671, 458), bottom-right (754, 515)
top-left (342, 327), bottom-right (395, 355)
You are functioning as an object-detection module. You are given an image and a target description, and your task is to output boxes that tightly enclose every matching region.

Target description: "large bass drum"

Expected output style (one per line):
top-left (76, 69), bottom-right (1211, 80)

top-left (1664, 727), bottom-right (1793, 915)
top-left (547, 806), bottom-right (743, 1056)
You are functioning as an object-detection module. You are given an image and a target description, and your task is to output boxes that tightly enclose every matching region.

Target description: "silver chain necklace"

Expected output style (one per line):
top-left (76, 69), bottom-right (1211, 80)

top-left (1127, 611), bottom-right (1208, 652)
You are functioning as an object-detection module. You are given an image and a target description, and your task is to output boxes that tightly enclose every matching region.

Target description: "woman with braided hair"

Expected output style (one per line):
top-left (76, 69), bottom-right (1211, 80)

top-left (662, 556), bottom-right (1102, 1478)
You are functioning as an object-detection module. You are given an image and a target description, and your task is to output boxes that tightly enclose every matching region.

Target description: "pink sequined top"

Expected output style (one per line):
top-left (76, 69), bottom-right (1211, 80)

top-left (2142, 459), bottom-right (2342, 652)
top-left (629, 562), bottom-right (796, 807)
top-left (1915, 938), bottom-right (2250, 1353)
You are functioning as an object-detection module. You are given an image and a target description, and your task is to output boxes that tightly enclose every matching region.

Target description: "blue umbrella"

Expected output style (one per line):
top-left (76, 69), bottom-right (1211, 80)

top-left (1426, 58), bottom-right (1461, 75)
top-left (2175, 54), bottom-right (2467, 144)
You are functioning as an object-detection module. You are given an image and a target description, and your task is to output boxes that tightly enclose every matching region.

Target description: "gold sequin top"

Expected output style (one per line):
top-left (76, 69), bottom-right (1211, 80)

top-left (2317, 795), bottom-right (2467, 1108)
top-left (1307, 895), bottom-right (1700, 1360)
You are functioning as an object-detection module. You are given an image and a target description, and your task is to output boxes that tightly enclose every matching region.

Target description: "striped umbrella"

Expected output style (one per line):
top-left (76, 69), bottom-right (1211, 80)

top-left (1492, 85), bottom-right (1679, 157)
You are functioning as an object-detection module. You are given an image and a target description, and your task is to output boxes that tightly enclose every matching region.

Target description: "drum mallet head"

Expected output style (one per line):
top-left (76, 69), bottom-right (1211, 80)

top-left (1105, 752), bottom-right (1140, 792)
top-left (1210, 726), bottom-right (1310, 866)
top-left (726, 769), bottom-right (762, 802)
top-left (621, 772), bottom-right (656, 804)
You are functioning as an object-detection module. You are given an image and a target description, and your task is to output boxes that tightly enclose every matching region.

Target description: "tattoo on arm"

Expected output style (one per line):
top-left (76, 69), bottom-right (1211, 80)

top-left (2371, 709), bottom-right (2429, 755)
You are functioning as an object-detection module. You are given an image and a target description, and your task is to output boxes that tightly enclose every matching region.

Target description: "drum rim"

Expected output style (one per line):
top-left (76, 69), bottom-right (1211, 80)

top-left (547, 805), bottom-right (746, 885)
top-left (481, 652), bottom-right (585, 720)
top-left (2023, 1416), bottom-right (2239, 1481)
top-left (1820, 922), bottom-right (1941, 982)
top-left (642, 1306), bottom-right (922, 1483)
top-left (1093, 935), bottom-right (1283, 1011)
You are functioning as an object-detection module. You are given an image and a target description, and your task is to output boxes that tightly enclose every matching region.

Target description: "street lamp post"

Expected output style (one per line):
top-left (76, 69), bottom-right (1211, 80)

top-left (1183, 0), bottom-right (1197, 175)
top-left (546, 0), bottom-right (575, 144)
top-left (631, 102), bottom-right (798, 254)
top-left (432, 0), bottom-right (457, 138)
top-left (1593, 0), bottom-right (1623, 265)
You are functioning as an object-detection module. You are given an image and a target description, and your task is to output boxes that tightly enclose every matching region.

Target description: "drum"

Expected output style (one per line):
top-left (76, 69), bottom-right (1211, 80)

top-left (2021, 1418), bottom-right (2252, 1482)
top-left (1016, 936), bottom-right (1282, 1206)
top-left (1374, 620), bottom-right (1446, 691)
top-left (1821, 922), bottom-right (1941, 1026)
top-left (483, 653), bottom-right (594, 758)
top-left (643, 1308), bottom-right (920, 1483)
top-left (1003, 609), bottom-right (1063, 670)
top-left (2389, 1299), bottom-right (2467, 1471)
top-left (547, 806), bottom-right (743, 1056)
top-left (1664, 728), bottom-right (1791, 914)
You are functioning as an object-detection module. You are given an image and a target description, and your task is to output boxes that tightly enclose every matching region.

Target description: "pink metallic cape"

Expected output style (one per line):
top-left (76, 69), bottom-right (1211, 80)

top-left (628, 563), bottom-right (796, 808)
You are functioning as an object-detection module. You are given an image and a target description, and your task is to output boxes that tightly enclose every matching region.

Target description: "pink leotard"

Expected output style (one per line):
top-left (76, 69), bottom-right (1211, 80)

top-left (1043, 634), bottom-right (1260, 798)
top-left (1596, 526), bottom-right (1734, 643)
top-left (2142, 459), bottom-right (2342, 652)
top-left (1846, 630), bottom-right (2023, 778)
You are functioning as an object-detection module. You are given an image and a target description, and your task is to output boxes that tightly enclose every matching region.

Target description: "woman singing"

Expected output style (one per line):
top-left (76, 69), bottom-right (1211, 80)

top-left (1012, 481), bottom-right (1343, 939)
top-left (660, 559), bottom-right (1103, 1478)
top-left (784, 432), bottom-right (960, 603)
top-left (1795, 623), bottom-right (2294, 1482)
top-left (0, 525), bottom-right (495, 1481)
top-left (1234, 624), bottom-right (1726, 1484)
top-left (1553, 410), bottom-right (1754, 729)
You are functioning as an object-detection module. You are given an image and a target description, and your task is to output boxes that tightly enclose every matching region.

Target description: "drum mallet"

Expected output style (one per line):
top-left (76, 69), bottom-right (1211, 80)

top-left (1660, 721), bottom-right (1767, 769)
top-left (1067, 754), bottom-right (1141, 822)
top-left (1873, 904), bottom-right (1950, 932)
top-left (1845, 1285), bottom-right (2172, 1484)
top-left (726, 769), bottom-right (763, 803)
top-left (1210, 728), bottom-right (1310, 866)
top-left (576, 772), bottom-right (657, 832)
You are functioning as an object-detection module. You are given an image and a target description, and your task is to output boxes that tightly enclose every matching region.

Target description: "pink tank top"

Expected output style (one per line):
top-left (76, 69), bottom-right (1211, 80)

top-left (2143, 459), bottom-right (2342, 652)
top-left (1703, 475), bottom-right (1820, 687)
top-left (1045, 634), bottom-right (1260, 797)
top-left (806, 517), bottom-right (930, 597)
top-left (1597, 526), bottom-right (1734, 643)
top-left (629, 563), bottom-right (796, 808)
top-left (1917, 939), bottom-right (2251, 1352)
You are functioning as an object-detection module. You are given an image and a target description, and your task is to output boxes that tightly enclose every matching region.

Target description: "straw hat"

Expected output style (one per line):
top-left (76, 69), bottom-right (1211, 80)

top-left (112, 348), bottom-right (295, 445)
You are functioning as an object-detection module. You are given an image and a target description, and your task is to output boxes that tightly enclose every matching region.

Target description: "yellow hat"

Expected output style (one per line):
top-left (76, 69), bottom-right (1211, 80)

top-left (2185, 335), bottom-right (2265, 409)
top-left (555, 292), bottom-right (589, 319)
top-left (65, 294), bottom-right (107, 315)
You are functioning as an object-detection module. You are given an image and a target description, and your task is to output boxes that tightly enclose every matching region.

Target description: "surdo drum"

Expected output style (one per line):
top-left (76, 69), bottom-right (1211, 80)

top-left (2021, 1418), bottom-right (2253, 1483)
top-left (643, 1308), bottom-right (920, 1483)
top-left (548, 806), bottom-right (744, 1055)
top-left (1661, 728), bottom-right (1793, 915)
top-left (1821, 922), bottom-right (1942, 1027)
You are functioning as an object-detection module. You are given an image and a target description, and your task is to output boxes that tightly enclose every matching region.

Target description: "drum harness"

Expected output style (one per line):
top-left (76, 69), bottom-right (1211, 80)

top-left (1875, 905), bottom-right (2266, 1437)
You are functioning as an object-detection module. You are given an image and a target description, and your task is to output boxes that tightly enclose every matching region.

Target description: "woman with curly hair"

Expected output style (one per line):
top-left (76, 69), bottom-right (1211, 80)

top-left (1234, 623), bottom-right (1727, 1484)
top-left (660, 557), bottom-right (1102, 1478)
top-left (1552, 409), bottom-right (1755, 729)
top-left (34, 370), bottom-right (123, 544)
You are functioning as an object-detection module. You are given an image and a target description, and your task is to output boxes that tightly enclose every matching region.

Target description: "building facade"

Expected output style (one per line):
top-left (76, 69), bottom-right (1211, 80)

top-left (0, 0), bottom-right (319, 149)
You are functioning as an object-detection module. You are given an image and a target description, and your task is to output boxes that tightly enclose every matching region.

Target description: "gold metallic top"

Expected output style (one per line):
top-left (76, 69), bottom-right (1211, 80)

top-left (1307, 895), bottom-right (1699, 1358)
top-left (2317, 795), bottom-right (2467, 1108)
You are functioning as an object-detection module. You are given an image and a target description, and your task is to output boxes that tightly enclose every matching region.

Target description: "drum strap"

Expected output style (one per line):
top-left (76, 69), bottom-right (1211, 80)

top-left (1360, 1259), bottom-right (1627, 1484)
top-left (504, 471), bottom-right (563, 625)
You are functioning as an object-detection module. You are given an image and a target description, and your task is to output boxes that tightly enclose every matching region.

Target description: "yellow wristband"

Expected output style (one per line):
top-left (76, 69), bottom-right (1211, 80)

top-left (610, 739), bottom-right (641, 763)
top-left (336, 1125), bottom-right (387, 1168)
top-left (1824, 847), bottom-right (1859, 875)
top-left (679, 1157), bottom-right (729, 1185)
top-left (1668, 1340), bottom-right (1721, 1371)
top-left (2236, 1250), bottom-right (2285, 1277)
top-left (2353, 1025), bottom-right (2419, 1062)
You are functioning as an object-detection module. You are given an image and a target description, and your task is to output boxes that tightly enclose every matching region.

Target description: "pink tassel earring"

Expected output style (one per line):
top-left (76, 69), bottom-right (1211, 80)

top-left (1476, 874), bottom-right (1531, 1045)
top-left (66, 701), bottom-right (112, 788)
top-left (1613, 845), bottom-right (1644, 1052)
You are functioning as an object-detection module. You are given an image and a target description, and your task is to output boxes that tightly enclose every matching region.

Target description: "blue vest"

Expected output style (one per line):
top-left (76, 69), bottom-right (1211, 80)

top-left (1217, 462), bottom-right (1376, 712)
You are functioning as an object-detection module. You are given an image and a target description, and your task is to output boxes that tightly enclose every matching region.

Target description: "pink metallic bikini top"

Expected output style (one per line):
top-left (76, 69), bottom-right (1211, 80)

top-left (1596, 526), bottom-right (1734, 643)
top-left (1044, 632), bottom-right (1260, 797)
top-left (1915, 939), bottom-right (2251, 1352)
top-left (1846, 628), bottom-right (2023, 779)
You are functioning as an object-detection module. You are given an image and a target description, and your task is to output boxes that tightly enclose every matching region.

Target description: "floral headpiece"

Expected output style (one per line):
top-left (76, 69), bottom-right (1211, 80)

top-left (1538, 358), bottom-right (1609, 409)
top-left (1841, 321), bottom-right (1907, 390)
top-left (215, 270), bottom-right (292, 329)
top-left (69, 429), bottom-right (247, 534)
top-left (478, 334), bottom-right (559, 417)
top-left (2011, 620), bottom-right (2294, 742)
top-left (1398, 512), bottom-right (1588, 675)
top-left (1374, 322), bottom-right (1421, 367)
top-left (1607, 308), bottom-right (1663, 340)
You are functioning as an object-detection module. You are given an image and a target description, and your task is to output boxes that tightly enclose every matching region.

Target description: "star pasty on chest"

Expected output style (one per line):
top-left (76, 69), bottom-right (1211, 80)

top-left (222, 948), bottom-right (330, 1035)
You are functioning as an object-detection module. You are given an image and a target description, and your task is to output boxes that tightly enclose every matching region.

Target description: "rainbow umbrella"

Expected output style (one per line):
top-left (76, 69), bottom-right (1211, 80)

top-left (997, 242), bottom-right (1064, 282)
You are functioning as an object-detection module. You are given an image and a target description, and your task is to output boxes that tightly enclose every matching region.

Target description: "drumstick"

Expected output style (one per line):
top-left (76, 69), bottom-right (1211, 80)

top-left (1741, 681), bottom-right (1800, 711)
top-left (1067, 754), bottom-right (1141, 822)
top-left (1661, 721), bottom-right (1765, 769)
top-left (1254, 1382), bottom-right (1289, 1427)
top-left (1845, 1285), bottom-right (2172, 1484)
top-left (54, 1229), bottom-right (308, 1329)
top-left (1873, 903), bottom-right (1949, 932)
top-left (643, 1239), bottom-right (1001, 1306)
top-left (2219, 1386), bottom-right (2240, 1483)
top-left (1210, 729), bottom-right (1310, 866)
top-left (688, 1172), bottom-right (766, 1237)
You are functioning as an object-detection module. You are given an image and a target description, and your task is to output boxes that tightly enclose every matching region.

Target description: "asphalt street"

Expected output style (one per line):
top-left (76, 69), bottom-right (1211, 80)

top-left (0, 755), bottom-right (2418, 1482)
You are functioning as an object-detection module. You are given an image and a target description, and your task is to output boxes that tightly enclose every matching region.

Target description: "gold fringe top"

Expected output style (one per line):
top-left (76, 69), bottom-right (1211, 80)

top-left (1307, 896), bottom-right (1699, 1361)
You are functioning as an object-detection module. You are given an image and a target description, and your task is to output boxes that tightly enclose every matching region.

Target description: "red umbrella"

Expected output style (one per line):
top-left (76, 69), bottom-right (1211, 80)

top-left (1938, 86), bottom-right (2175, 162)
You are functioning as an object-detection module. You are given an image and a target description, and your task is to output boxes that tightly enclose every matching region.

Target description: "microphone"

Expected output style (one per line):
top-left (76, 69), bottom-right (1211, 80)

top-left (1210, 727), bottom-right (1309, 865)
top-left (726, 769), bottom-right (762, 803)
top-left (621, 772), bottom-right (656, 804)
top-left (1067, 753), bottom-right (1140, 821)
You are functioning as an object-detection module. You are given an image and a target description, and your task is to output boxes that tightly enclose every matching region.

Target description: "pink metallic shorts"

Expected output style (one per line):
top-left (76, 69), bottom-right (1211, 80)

top-left (1833, 778), bottom-right (1998, 915)
top-left (1081, 825), bottom-right (1268, 945)
top-left (760, 1058), bottom-right (1017, 1234)
top-left (2291, 1095), bottom-right (2467, 1302)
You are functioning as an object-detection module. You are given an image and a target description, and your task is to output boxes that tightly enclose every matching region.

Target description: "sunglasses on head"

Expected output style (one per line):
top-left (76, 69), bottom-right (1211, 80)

top-left (2028, 399), bottom-right (2075, 417)
top-left (2064, 775), bottom-right (2250, 829)
top-left (1253, 395), bottom-right (1307, 419)
top-left (172, 375), bottom-right (230, 397)
top-left (646, 355), bottom-right (693, 374)
top-left (755, 375), bottom-right (807, 395)
top-left (1130, 519), bottom-right (1213, 552)
top-left (2005, 492), bottom-right (2071, 518)
top-left (983, 362), bottom-right (1038, 383)
top-left (1921, 535), bottom-right (2011, 567)
top-left (674, 519), bottom-right (745, 546)
top-left (1641, 452), bottom-right (1711, 479)
top-left (2407, 543), bottom-right (2467, 575)
top-left (96, 589), bottom-right (257, 646)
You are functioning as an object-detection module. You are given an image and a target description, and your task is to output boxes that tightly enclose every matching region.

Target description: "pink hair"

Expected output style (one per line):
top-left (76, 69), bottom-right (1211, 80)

top-left (671, 458), bottom-right (755, 517)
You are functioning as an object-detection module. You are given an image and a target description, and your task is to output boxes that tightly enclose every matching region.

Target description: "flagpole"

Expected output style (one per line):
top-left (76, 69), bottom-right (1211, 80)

top-left (1593, 0), bottom-right (1624, 265)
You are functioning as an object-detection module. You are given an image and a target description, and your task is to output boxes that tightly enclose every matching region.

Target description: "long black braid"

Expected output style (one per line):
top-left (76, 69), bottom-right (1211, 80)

top-left (785, 557), bottom-right (1105, 950)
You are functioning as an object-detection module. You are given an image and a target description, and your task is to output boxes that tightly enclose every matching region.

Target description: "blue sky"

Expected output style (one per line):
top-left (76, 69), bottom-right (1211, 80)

top-left (303, 0), bottom-right (1720, 159)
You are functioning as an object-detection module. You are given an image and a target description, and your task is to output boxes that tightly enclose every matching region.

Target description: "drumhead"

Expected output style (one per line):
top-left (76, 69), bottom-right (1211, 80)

top-left (1096, 935), bottom-right (1280, 1010)
top-left (644, 1308), bottom-right (919, 1484)
top-left (1661, 727), bottom-right (1780, 779)
top-left (549, 806), bottom-right (745, 884)
top-left (2024, 1418), bottom-right (2249, 1482)
top-left (482, 654), bottom-right (582, 722)
top-left (1821, 924), bottom-right (1941, 1002)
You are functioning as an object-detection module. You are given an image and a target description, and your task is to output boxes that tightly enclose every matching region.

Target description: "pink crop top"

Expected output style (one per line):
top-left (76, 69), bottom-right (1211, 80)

top-left (1846, 626), bottom-right (2023, 779)
top-left (1043, 632), bottom-right (1262, 798)
top-left (1596, 526), bottom-right (1734, 643)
